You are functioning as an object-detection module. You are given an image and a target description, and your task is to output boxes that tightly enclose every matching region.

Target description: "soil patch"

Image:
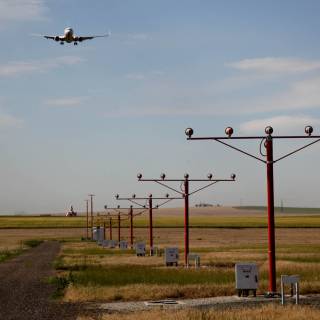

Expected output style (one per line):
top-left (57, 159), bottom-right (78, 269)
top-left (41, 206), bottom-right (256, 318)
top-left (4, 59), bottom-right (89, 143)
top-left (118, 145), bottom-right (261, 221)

top-left (0, 241), bottom-right (94, 320)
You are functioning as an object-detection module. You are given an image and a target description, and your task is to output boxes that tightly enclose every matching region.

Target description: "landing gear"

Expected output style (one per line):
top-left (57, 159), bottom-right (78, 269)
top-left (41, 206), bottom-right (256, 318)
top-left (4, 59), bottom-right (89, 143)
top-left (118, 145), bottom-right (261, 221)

top-left (74, 42), bottom-right (78, 46)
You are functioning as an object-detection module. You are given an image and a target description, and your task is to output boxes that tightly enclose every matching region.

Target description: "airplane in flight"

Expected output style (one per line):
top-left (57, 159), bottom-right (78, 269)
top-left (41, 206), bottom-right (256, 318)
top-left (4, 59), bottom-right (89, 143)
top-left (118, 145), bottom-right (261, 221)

top-left (41, 27), bottom-right (110, 45)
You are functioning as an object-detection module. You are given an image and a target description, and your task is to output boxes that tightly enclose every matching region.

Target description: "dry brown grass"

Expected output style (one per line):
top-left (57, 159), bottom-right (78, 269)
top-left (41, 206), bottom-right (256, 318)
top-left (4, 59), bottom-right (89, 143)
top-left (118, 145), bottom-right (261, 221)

top-left (61, 252), bottom-right (320, 303)
top-left (58, 227), bottom-right (320, 303)
top-left (117, 227), bottom-right (320, 248)
top-left (152, 206), bottom-right (266, 217)
top-left (0, 228), bottom-right (84, 250)
top-left (76, 304), bottom-right (320, 320)
top-left (65, 283), bottom-right (233, 302)
top-left (1, 222), bottom-right (320, 251)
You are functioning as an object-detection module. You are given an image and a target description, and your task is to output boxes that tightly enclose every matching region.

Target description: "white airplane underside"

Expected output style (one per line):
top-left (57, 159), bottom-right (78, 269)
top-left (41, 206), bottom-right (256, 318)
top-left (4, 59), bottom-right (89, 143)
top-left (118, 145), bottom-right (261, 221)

top-left (43, 27), bottom-right (109, 45)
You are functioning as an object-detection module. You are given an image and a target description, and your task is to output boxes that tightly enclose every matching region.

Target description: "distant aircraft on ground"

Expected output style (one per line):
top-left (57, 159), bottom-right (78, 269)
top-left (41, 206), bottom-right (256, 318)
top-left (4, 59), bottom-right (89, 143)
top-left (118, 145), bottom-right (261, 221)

top-left (66, 205), bottom-right (77, 217)
top-left (40, 27), bottom-right (110, 45)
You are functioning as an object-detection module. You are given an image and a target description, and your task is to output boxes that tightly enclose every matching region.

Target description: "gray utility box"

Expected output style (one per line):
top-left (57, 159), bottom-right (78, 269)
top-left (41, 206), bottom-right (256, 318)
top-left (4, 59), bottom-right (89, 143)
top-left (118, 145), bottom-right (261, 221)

top-left (109, 240), bottom-right (118, 248)
top-left (235, 263), bottom-right (258, 297)
top-left (102, 240), bottom-right (110, 247)
top-left (92, 227), bottom-right (98, 241)
top-left (164, 247), bottom-right (179, 266)
top-left (136, 242), bottom-right (146, 256)
top-left (92, 227), bottom-right (104, 243)
top-left (119, 240), bottom-right (128, 250)
top-left (97, 230), bottom-right (104, 245)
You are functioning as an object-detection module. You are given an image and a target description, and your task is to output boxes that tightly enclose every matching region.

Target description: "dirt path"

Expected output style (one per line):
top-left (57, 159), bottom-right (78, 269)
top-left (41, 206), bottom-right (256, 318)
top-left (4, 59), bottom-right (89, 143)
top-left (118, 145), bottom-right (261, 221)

top-left (92, 295), bottom-right (320, 314)
top-left (0, 241), bottom-right (89, 320)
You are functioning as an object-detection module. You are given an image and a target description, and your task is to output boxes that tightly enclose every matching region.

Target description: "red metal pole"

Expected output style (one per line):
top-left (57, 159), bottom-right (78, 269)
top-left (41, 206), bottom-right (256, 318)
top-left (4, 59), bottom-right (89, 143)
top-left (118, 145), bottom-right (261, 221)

top-left (86, 200), bottom-right (89, 239)
top-left (266, 136), bottom-right (277, 293)
top-left (149, 197), bottom-right (153, 255)
top-left (109, 218), bottom-right (112, 240)
top-left (118, 212), bottom-right (121, 245)
top-left (184, 178), bottom-right (189, 267)
top-left (89, 194), bottom-right (94, 239)
top-left (130, 206), bottom-right (133, 249)
top-left (103, 222), bottom-right (106, 240)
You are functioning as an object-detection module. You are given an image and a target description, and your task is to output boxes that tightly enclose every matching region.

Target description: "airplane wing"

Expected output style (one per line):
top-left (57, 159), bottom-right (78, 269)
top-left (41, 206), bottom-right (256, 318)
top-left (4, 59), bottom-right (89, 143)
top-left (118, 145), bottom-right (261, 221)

top-left (76, 32), bottom-right (110, 42)
top-left (41, 35), bottom-right (63, 42)
top-left (30, 33), bottom-right (59, 41)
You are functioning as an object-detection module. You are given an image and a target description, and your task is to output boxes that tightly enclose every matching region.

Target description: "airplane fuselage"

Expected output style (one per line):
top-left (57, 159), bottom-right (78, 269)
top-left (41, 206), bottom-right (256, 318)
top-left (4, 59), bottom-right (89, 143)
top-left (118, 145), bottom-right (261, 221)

top-left (63, 27), bottom-right (74, 43)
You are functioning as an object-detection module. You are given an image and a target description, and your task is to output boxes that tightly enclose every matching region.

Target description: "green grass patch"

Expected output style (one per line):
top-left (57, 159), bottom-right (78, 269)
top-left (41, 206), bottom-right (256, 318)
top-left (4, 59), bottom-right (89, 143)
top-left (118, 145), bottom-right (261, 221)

top-left (1, 214), bottom-right (320, 228)
top-left (0, 216), bottom-right (86, 228)
top-left (234, 206), bottom-right (320, 214)
top-left (276, 244), bottom-right (320, 254)
top-left (0, 239), bottom-right (44, 263)
top-left (112, 215), bottom-right (320, 228)
top-left (47, 273), bottom-right (75, 298)
top-left (62, 261), bottom-right (320, 289)
top-left (0, 248), bottom-right (23, 262)
top-left (63, 248), bottom-right (135, 255)
top-left (70, 265), bottom-right (234, 286)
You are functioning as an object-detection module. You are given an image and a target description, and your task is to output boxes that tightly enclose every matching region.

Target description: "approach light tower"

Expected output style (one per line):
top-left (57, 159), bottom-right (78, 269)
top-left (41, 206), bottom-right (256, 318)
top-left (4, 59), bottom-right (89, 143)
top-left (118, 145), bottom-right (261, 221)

top-left (102, 207), bottom-right (128, 244)
top-left (137, 172), bottom-right (236, 266)
top-left (104, 205), bottom-right (147, 248)
top-left (104, 210), bottom-right (122, 241)
top-left (88, 194), bottom-right (95, 239)
top-left (115, 193), bottom-right (182, 255)
top-left (85, 199), bottom-right (89, 239)
top-left (95, 212), bottom-right (114, 240)
top-left (185, 125), bottom-right (320, 296)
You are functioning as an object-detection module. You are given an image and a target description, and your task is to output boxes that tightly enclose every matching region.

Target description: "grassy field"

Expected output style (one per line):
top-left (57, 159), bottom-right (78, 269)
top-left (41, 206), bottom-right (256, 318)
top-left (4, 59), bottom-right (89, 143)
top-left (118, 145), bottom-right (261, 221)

top-left (1, 206), bottom-right (320, 228)
top-left (0, 228), bottom-right (84, 250)
top-left (48, 227), bottom-right (320, 303)
top-left (0, 239), bottom-right (43, 262)
top-left (1, 209), bottom-right (319, 320)
top-left (0, 216), bottom-right (86, 228)
top-left (235, 206), bottom-right (320, 214)
top-left (1, 224), bottom-right (320, 318)
top-left (2, 226), bottom-right (320, 250)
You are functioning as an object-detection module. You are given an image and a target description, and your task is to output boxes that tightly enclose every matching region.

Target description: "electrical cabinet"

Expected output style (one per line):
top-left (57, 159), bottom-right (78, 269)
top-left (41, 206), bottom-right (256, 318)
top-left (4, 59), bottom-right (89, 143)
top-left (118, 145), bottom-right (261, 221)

top-left (164, 247), bottom-right (179, 266)
top-left (136, 242), bottom-right (146, 256)
top-left (235, 263), bottom-right (258, 297)
top-left (119, 241), bottom-right (128, 249)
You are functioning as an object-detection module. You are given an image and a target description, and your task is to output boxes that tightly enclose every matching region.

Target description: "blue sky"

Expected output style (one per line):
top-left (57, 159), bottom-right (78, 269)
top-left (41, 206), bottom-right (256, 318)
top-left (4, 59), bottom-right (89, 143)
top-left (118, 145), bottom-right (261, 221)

top-left (1, 0), bottom-right (320, 213)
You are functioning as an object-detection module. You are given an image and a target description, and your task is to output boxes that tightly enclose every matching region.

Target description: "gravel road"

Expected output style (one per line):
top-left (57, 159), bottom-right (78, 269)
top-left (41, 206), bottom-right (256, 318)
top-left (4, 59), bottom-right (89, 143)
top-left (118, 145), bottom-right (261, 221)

top-left (0, 241), bottom-right (88, 320)
top-left (94, 294), bottom-right (320, 314)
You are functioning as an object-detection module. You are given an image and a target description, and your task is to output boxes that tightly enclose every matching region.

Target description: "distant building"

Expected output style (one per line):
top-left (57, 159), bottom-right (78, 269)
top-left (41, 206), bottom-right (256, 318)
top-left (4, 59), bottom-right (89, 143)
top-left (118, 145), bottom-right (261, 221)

top-left (195, 202), bottom-right (214, 208)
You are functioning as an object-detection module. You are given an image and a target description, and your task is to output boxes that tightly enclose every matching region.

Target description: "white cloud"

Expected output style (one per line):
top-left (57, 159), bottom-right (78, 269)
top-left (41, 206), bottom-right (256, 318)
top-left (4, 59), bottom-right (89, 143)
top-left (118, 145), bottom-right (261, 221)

top-left (0, 56), bottom-right (84, 77)
top-left (45, 97), bottom-right (87, 107)
top-left (240, 115), bottom-right (320, 134)
top-left (0, 0), bottom-right (48, 23)
top-left (105, 56), bottom-right (320, 117)
top-left (102, 75), bottom-right (320, 117)
top-left (0, 112), bottom-right (23, 128)
top-left (228, 57), bottom-right (320, 74)
top-left (244, 77), bottom-right (320, 113)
